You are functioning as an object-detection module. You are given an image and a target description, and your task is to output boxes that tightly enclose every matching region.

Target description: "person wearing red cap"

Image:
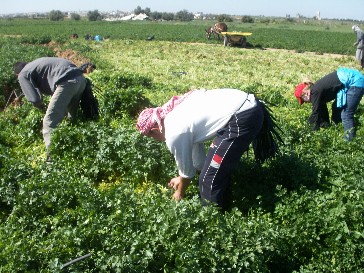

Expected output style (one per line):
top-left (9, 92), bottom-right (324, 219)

top-left (294, 67), bottom-right (364, 141)
top-left (136, 88), bottom-right (282, 211)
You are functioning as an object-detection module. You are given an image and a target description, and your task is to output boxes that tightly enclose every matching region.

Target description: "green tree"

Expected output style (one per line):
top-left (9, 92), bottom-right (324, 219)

top-left (134, 6), bottom-right (151, 16)
top-left (48, 10), bottom-right (64, 21)
top-left (241, 15), bottom-right (254, 23)
top-left (134, 6), bottom-right (142, 15)
top-left (217, 14), bottom-right (233, 22)
top-left (87, 10), bottom-right (103, 21)
top-left (149, 11), bottom-right (162, 20)
top-left (161, 12), bottom-right (174, 21)
top-left (144, 8), bottom-right (151, 16)
top-left (70, 13), bottom-right (81, 21)
top-left (175, 10), bottom-right (194, 21)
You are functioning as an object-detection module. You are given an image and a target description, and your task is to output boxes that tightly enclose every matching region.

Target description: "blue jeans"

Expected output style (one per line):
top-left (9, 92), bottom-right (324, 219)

top-left (341, 86), bottom-right (364, 141)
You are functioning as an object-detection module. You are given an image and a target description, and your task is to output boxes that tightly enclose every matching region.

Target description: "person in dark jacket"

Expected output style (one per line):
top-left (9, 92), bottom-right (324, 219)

top-left (14, 57), bottom-right (86, 160)
top-left (294, 67), bottom-right (364, 141)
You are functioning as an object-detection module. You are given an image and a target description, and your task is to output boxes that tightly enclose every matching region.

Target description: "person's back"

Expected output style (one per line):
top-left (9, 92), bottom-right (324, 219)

top-left (357, 30), bottom-right (364, 47)
top-left (164, 89), bottom-right (257, 143)
top-left (18, 57), bottom-right (82, 99)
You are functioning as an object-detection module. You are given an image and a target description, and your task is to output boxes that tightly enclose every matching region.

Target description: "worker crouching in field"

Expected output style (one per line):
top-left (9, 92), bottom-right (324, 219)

top-left (294, 67), bottom-right (364, 141)
top-left (14, 57), bottom-right (87, 161)
top-left (136, 88), bottom-right (283, 211)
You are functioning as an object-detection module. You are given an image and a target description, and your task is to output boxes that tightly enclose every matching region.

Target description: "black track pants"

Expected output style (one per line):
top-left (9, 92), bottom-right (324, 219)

top-left (199, 103), bottom-right (264, 209)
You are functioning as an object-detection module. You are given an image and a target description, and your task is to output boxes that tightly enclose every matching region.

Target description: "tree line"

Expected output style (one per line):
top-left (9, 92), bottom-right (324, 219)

top-left (47, 6), bottom-right (246, 22)
top-left (48, 10), bottom-right (102, 21)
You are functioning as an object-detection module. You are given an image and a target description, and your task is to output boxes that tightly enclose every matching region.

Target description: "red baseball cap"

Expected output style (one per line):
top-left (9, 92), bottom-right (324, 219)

top-left (294, 83), bottom-right (307, 105)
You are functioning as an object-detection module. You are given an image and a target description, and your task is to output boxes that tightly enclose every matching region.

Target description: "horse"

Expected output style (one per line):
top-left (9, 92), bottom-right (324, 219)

top-left (205, 22), bottom-right (228, 40)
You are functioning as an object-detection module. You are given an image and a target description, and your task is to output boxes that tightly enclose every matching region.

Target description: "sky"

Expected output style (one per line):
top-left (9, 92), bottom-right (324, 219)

top-left (1, 0), bottom-right (363, 21)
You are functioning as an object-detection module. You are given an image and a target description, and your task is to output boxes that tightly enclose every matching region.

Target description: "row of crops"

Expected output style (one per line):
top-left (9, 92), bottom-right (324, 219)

top-left (1, 19), bottom-right (364, 272)
top-left (0, 18), bottom-right (358, 106)
top-left (0, 18), bottom-right (358, 52)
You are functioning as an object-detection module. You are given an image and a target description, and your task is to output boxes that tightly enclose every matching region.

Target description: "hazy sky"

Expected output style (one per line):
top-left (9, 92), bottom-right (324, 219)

top-left (1, 0), bottom-right (363, 20)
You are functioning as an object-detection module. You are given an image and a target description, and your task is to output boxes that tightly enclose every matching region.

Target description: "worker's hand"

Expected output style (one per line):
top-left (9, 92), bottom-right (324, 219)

top-left (11, 96), bottom-right (23, 107)
top-left (353, 42), bottom-right (358, 46)
top-left (168, 176), bottom-right (191, 201)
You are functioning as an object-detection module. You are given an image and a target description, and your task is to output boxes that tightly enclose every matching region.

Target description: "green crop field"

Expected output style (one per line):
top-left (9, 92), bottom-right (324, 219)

top-left (0, 19), bottom-right (363, 272)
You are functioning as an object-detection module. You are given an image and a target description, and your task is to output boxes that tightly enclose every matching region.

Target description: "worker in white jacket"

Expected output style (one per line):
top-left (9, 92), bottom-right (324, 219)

top-left (136, 88), bottom-right (282, 210)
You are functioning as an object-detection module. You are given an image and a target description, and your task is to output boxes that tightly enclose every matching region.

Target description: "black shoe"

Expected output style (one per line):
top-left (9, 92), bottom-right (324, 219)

top-left (46, 155), bottom-right (53, 163)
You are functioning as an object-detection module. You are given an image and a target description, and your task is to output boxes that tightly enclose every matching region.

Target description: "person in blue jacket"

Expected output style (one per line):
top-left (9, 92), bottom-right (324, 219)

top-left (294, 67), bottom-right (364, 141)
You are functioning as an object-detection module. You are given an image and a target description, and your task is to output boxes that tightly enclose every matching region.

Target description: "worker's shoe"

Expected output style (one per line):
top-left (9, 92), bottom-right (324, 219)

top-left (46, 155), bottom-right (53, 164)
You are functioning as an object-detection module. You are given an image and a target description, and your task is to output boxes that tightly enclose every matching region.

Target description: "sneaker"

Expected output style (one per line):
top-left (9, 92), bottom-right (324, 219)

top-left (46, 155), bottom-right (53, 163)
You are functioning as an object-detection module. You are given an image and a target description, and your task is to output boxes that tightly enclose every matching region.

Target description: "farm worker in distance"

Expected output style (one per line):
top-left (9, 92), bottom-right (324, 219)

top-left (13, 57), bottom-right (86, 161)
top-left (136, 88), bottom-right (283, 211)
top-left (294, 67), bottom-right (364, 141)
top-left (352, 25), bottom-right (364, 69)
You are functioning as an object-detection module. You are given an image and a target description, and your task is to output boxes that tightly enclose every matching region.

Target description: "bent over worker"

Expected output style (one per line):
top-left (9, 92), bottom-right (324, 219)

top-left (136, 88), bottom-right (282, 210)
top-left (294, 67), bottom-right (364, 141)
top-left (14, 57), bottom-right (86, 160)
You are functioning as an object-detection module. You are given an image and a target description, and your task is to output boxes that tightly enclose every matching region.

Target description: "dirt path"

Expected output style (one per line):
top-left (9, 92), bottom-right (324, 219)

top-left (186, 41), bottom-right (351, 59)
top-left (45, 41), bottom-right (91, 67)
top-left (263, 47), bottom-right (350, 59)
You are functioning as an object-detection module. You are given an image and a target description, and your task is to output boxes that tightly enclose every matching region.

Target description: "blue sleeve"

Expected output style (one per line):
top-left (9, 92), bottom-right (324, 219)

top-left (336, 67), bottom-right (364, 107)
top-left (337, 67), bottom-right (364, 88)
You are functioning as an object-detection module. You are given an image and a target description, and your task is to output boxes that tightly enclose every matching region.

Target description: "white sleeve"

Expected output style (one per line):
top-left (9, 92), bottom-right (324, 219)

top-left (166, 132), bottom-right (196, 179)
top-left (192, 143), bottom-right (206, 172)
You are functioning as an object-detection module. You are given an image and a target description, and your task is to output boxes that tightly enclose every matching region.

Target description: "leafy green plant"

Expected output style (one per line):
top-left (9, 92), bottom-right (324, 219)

top-left (0, 37), bottom-right (54, 106)
top-left (1, 20), bottom-right (363, 273)
top-left (20, 35), bottom-right (52, 45)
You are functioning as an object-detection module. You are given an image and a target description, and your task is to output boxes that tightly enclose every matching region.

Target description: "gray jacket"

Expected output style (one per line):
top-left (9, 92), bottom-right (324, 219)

top-left (355, 30), bottom-right (364, 49)
top-left (17, 57), bottom-right (83, 104)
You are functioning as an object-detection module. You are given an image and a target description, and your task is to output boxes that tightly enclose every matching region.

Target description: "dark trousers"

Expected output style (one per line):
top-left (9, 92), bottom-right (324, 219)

top-left (199, 103), bottom-right (264, 209)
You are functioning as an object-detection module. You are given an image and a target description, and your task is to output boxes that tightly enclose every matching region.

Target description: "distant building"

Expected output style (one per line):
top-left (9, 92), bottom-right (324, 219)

top-left (194, 12), bottom-right (203, 19)
top-left (103, 13), bottom-right (148, 21)
top-left (132, 13), bottom-right (148, 20)
top-left (316, 11), bottom-right (321, 20)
